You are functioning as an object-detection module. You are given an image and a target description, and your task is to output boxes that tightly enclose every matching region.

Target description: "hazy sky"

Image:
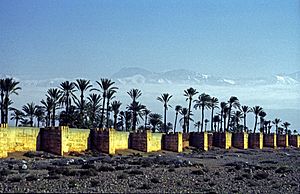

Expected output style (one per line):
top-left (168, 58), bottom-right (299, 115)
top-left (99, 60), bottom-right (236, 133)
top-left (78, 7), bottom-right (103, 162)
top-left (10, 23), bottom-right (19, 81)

top-left (1, 0), bottom-right (299, 79)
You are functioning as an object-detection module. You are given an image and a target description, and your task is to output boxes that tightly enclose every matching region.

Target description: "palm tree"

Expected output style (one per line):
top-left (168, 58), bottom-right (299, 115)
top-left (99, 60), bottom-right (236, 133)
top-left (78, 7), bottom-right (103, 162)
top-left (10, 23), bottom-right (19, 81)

top-left (204, 119), bottom-right (209, 132)
top-left (209, 97), bottom-right (219, 132)
top-left (106, 89), bottom-right (116, 128)
top-left (124, 111), bottom-right (132, 131)
top-left (87, 93), bottom-right (102, 128)
top-left (59, 81), bottom-right (76, 126)
top-left (22, 102), bottom-right (37, 127)
top-left (149, 113), bottom-right (163, 132)
top-left (272, 118), bottom-right (282, 134)
top-left (223, 106), bottom-right (230, 132)
top-left (282, 122), bottom-right (291, 134)
top-left (227, 96), bottom-right (240, 130)
top-left (194, 121), bottom-right (201, 132)
top-left (258, 111), bottom-right (267, 133)
top-left (179, 108), bottom-right (194, 133)
top-left (34, 106), bottom-right (45, 127)
top-left (10, 108), bottom-right (24, 127)
top-left (75, 79), bottom-right (92, 125)
top-left (252, 106), bottom-right (263, 133)
top-left (157, 93), bottom-right (173, 133)
top-left (220, 102), bottom-right (227, 132)
top-left (232, 111), bottom-right (243, 132)
top-left (0, 79), bottom-right (5, 123)
top-left (41, 97), bottom-right (54, 127)
top-left (193, 93), bottom-right (211, 132)
top-left (126, 101), bottom-right (146, 131)
top-left (184, 87), bottom-right (198, 133)
top-left (143, 108), bottom-right (151, 130)
top-left (213, 115), bottom-right (221, 132)
top-left (47, 88), bottom-right (61, 127)
top-left (174, 105), bottom-right (182, 133)
top-left (127, 89), bottom-right (142, 103)
top-left (240, 105), bottom-right (251, 132)
top-left (2, 78), bottom-right (21, 123)
top-left (111, 100), bottom-right (122, 130)
top-left (93, 78), bottom-right (117, 128)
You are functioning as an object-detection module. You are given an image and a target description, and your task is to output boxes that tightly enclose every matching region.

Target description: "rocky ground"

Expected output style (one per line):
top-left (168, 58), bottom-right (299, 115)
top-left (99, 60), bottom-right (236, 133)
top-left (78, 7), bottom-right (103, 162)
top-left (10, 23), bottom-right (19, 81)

top-left (0, 147), bottom-right (299, 193)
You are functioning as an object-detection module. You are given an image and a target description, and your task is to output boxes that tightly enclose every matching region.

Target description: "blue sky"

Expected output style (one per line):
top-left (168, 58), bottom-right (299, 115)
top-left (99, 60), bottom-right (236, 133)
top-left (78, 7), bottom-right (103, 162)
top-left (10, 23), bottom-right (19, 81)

top-left (0, 0), bottom-right (299, 79)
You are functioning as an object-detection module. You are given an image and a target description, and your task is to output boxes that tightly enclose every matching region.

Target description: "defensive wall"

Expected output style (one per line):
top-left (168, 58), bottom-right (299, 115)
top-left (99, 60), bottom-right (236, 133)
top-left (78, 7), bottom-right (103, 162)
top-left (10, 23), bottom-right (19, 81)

top-left (0, 124), bottom-right (299, 158)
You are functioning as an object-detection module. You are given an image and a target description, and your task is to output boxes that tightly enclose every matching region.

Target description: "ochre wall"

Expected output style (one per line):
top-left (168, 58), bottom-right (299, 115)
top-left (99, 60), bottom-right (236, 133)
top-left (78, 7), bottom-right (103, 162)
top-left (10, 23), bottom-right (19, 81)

top-left (112, 130), bottom-right (129, 152)
top-left (0, 127), bottom-right (8, 158)
top-left (65, 128), bottom-right (90, 153)
top-left (148, 132), bottom-right (163, 152)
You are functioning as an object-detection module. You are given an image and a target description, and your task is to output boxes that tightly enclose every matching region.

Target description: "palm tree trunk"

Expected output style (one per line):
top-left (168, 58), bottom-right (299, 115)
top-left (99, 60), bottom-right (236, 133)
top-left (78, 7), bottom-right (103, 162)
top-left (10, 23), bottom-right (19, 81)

top-left (144, 114), bottom-right (147, 130)
top-left (164, 105), bottom-right (167, 133)
top-left (80, 92), bottom-right (84, 125)
top-left (244, 114), bottom-right (247, 132)
top-left (275, 125), bottom-right (278, 134)
top-left (223, 114), bottom-right (227, 132)
top-left (187, 98), bottom-right (192, 133)
top-left (4, 97), bottom-right (9, 123)
top-left (15, 118), bottom-right (18, 127)
top-left (113, 114), bottom-right (117, 129)
top-left (37, 118), bottom-right (40, 127)
top-left (0, 92), bottom-right (4, 123)
top-left (220, 112), bottom-right (223, 132)
top-left (52, 105), bottom-right (55, 127)
top-left (211, 108), bottom-right (214, 132)
top-left (201, 106), bottom-right (204, 132)
top-left (30, 116), bottom-right (33, 127)
top-left (254, 115), bottom-right (258, 133)
top-left (106, 99), bottom-right (110, 128)
top-left (133, 112), bottom-right (137, 131)
top-left (100, 95), bottom-right (106, 128)
top-left (66, 93), bottom-right (69, 125)
top-left (174, 113), bottom-right (178, 133)
top-left (227, 105), bottom-right (232, 130)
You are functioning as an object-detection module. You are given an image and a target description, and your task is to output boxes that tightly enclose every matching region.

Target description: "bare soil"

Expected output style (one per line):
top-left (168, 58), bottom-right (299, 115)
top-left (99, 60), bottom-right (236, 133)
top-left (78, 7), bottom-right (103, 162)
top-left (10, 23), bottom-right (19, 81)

top-left (0, 147), bottom-right (299, 193)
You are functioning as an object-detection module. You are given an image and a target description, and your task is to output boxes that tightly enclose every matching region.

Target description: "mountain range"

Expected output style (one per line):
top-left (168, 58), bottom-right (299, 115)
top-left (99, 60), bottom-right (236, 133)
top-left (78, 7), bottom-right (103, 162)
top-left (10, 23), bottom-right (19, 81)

top-left (1, 67), bottom-right (299, 87)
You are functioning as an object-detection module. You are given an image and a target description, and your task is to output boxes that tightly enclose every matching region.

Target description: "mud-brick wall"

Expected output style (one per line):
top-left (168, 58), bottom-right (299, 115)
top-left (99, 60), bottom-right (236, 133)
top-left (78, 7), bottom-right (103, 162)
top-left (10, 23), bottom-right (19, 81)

top-left (232, 133), bottom-right (248, 149)
top-left (248, 133), bottom-right (263, 149)
top-left (277, 134), bottom-right (288, 147)
top-left (91, 129), bottom-right (112, 154)
top-left (213, 132), bottom-right (232, 149)
top-left (162, 133), bottom-right (183, 152)
top-left (263, 133), bottom-right (277, 148)
top-left (289, 135), bottom-right (300, 148)
top-left (0, 127), bottom-right (8, 158)
top-left (189, 132), bottom-right (208, 151)
top-left (208, 133), bottom-right (213, 149)
top-left (65, 128), bottom-right (90, 153)
top-left (40, 127), bottom-right (63, 155)
top-left (182, 133), bottom-right (190, 148)
top-left (129, 131), bottom-right (148, 152)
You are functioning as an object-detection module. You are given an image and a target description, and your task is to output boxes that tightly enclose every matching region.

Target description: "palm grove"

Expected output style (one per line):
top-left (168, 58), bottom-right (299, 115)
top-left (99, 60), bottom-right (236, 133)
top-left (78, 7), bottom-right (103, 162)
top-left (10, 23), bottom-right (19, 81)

top-left (1, 77), bottom-right (296, 135)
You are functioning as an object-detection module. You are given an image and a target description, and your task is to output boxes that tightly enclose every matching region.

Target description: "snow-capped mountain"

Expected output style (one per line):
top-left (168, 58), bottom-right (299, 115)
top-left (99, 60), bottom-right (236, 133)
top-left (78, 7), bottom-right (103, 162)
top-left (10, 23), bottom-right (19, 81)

top-left (111, 67), bottom-right (299, 86)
